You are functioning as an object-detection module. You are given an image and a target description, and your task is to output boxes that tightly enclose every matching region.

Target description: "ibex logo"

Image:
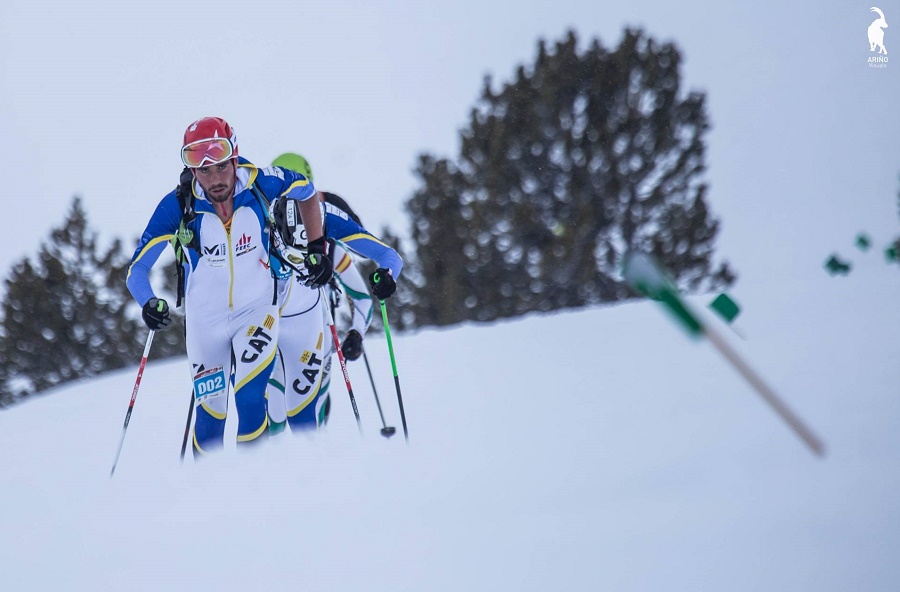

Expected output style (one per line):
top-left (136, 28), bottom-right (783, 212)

top-left (868, 7), bottom-right (888, 68)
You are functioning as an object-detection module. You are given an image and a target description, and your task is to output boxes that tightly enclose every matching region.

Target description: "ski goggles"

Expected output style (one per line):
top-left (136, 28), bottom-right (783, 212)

top-left (181, 138), bottom-right (234, 168)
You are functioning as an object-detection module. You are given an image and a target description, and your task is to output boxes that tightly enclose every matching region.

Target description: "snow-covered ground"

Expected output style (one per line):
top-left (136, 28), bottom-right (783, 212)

top-left (1, 259), bottom-right (898, 591)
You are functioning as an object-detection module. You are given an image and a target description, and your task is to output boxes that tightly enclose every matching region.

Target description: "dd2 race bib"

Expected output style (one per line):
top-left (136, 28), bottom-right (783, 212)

top-left (193, 366), bottom-right (227, 404)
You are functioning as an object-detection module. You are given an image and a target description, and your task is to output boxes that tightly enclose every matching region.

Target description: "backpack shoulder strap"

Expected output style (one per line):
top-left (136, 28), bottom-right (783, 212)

top-left (248, 174), bottom-right (272, 216)
top-left (248, 171), bottom-right (292, 303)
top-left (172, 168), bottom-right (198, 255)
top-left (171, 168), bottom-right (197, 307)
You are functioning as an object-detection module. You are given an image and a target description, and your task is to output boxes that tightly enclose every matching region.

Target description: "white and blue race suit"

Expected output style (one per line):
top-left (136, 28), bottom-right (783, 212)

top-left (127, 158), bottom-right (315, 456)
top-left (267, 195), bottom-right (403, 432)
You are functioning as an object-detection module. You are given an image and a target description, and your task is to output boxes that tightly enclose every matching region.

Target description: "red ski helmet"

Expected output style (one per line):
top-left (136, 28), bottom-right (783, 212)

top-left (181, 117), bottom-right (239, 168)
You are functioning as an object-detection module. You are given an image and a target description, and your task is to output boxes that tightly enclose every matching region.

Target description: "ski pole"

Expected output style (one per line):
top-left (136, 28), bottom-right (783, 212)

top-left (320, 288), bottom-right (362, 432)
top-left (377, 297), bottom-right (408, 443)
top-left (179, 387), bottom-right (195, 463)
top-left (110, 330), bottom-right (155, 477)
top-left (362, 348), bottom-right (396, 438)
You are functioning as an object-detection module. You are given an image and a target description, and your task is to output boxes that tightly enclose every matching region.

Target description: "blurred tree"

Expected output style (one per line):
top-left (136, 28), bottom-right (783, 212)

top-left (0, 197), bottom-right (184, 406)
top-left (399, 155), bottom-right (480, 328)
top-left (397, 28), bottom-right (734, 328)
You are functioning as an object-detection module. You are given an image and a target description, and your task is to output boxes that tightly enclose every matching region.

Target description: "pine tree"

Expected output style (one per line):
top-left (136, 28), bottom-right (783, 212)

top-left (400, 29), bottom-right (734, 327)
top-left (402, 155), bottom-right (480, 326)
top-left (0, 197), bottom-right (184, 404)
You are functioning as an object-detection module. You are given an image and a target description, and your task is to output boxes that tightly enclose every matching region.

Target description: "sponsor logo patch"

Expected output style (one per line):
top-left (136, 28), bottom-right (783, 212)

top-left (203, 242), bottom-right (227, 267)
top-left (235, 233), bottom-right (257, 257)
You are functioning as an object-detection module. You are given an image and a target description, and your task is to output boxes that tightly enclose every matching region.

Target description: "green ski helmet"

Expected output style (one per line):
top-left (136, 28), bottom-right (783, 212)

top-left (272, 152), bottom-right (314, 181)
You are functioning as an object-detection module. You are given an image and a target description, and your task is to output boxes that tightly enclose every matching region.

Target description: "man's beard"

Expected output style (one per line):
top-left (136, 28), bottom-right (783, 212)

top-left (208, 186), bottom-right (232, 202)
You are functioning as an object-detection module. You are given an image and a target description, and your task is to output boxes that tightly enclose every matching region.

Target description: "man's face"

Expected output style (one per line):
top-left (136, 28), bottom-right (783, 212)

top-left (193, 160), bottom-right (236, 203)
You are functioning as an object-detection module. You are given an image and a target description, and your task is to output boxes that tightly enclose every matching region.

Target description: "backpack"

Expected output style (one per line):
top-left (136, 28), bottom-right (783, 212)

top-left (322, 191), bottom-right (363, 226)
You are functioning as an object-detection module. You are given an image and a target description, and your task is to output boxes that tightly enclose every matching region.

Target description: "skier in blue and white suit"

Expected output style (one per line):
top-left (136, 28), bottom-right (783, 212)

top-left (126, 117), bottom-right (334, 457)
top-left (267, 174), bottom-right (402, 433)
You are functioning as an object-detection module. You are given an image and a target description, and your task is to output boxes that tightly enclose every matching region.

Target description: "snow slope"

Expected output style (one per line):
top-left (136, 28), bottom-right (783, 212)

top-left (0, 261), bottom-right (898, 591)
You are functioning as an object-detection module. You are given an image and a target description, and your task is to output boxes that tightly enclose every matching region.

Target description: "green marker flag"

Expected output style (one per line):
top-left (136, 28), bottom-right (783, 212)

top-left (886, 244), bottom-right (898, 263)
top-left (709, 293), bottom-right (741, 324)
top-left (855, 233), bottom-right (871, 252)
top-left (622, 250), bottom-right (825, 457)
top-left (622, 251), bottom-right (703, 337)
top-left (824, 254), bottom-right (851, 276)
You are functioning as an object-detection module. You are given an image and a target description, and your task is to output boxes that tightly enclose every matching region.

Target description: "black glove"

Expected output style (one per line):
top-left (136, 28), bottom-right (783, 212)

top-left (369, 268), bottom-right (396, 300)
top-left (142, 298), bottom-right (172, 331)
top-left (271, 197), bottom-right (306, 247)
top-left (341, 329), bottom-right (363, 361)
top-left (303, 236), bottom-right (333, 287)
